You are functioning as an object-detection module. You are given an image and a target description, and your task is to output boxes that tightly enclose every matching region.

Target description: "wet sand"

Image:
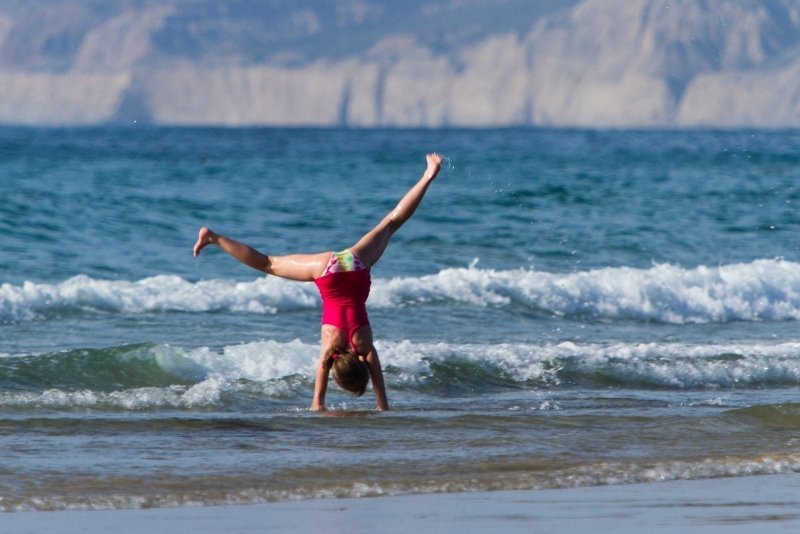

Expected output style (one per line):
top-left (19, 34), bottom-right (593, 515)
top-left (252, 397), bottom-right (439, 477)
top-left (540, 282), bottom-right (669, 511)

top-left (4, 474), bottom-right (800, 533)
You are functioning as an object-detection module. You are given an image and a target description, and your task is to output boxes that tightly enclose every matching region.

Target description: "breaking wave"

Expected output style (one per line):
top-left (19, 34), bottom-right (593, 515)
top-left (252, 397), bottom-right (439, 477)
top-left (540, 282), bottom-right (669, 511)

top-left (3, 258), bottom-right (800, 324)
top-left (3, 338), bottom-right (800, 411)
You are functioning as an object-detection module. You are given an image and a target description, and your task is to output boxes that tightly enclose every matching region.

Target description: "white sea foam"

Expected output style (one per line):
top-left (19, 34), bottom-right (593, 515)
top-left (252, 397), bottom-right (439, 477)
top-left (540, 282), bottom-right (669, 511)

top-left (372, 258), bottom-right (800, 323)
top-left (0, 274), bottom-right (319, 321)
top-left (184, 339), bottom-right (317, 382)
top-left (0, 340), bottom-right (323, 410)
top-left (377, 339), bottom-right (800, 389)
top-left (0, 384), bottom-right (220, 410)
top-left (3, 259), bottom-right (800, 323)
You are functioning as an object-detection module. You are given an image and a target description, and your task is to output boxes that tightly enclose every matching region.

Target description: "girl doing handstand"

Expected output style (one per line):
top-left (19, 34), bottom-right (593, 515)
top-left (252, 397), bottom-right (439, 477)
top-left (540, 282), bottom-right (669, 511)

top-left (193, 153), bottom-right (443, 411)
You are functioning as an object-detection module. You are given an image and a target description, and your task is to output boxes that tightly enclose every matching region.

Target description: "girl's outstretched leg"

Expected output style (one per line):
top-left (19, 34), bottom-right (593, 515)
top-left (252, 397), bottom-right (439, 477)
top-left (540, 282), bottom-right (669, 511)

top-left (193, 226), bottom-right (329, 281)
top-left (351, 153), bottom-right (442, 267)
top-left (193, 226), bottom-right (272, 271)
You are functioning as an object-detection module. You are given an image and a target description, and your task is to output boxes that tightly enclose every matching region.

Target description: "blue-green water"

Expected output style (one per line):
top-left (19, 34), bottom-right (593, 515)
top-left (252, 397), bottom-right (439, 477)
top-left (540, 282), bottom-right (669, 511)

top-left (2, 127), bottom-right (800, 510)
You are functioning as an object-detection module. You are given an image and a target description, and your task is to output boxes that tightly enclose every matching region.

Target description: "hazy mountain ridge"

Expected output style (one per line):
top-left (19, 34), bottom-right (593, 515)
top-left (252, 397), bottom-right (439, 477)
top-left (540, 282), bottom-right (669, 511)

top-left (1, 0), bottom-right (799, 127)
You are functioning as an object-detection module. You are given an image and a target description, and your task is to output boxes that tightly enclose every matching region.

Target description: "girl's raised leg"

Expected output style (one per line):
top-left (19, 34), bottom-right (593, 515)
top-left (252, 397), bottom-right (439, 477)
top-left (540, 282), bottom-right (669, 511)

top-left (193, 227), bottom-right (329, 281)
top-left (351, 153), bottom-right (442, 268)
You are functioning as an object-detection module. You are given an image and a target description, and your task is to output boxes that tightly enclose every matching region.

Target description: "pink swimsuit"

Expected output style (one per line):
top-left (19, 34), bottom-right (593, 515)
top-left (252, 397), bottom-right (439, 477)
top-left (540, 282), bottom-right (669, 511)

top-left (314, 250), bottom-right (371, 346)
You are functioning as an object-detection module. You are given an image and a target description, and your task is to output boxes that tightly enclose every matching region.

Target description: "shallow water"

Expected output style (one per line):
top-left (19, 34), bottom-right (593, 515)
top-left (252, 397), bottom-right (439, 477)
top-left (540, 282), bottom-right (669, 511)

top-left (2, 127), bottom-right (800, 510)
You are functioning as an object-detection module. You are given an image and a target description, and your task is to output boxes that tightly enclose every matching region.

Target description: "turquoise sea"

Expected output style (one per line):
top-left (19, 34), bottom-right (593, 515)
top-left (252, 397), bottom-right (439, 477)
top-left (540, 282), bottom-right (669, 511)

top-left (2, 127), bottom-right (800, 510)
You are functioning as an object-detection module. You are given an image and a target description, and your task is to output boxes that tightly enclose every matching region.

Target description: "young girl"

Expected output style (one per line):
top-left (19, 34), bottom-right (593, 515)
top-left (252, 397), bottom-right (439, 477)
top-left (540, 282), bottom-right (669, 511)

top-left (193, 153), bottom-right (443, 411)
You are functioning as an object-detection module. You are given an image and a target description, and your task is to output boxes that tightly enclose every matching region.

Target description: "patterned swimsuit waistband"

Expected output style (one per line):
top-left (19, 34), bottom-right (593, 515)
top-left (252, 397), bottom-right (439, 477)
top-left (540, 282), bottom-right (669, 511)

top-left (322, 249), bottom-right (368, 275)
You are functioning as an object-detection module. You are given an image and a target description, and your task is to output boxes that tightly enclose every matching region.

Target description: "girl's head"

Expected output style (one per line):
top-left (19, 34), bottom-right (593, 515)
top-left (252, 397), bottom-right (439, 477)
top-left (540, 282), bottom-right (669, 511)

top-left (328, 352), bottom-right (370, 397)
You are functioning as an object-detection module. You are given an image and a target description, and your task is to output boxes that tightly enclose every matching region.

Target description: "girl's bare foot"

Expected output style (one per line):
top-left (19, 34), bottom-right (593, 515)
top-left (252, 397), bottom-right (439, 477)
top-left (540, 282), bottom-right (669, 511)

top-left (193, 226), bottom-right (217, 257)
top-left (425, 153), bottom-right (443, 180)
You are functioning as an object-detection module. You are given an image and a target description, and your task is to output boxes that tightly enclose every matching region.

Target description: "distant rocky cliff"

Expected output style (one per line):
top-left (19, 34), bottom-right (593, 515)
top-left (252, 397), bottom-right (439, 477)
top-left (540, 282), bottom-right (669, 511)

top-left (1, 0), bottom-right (799, 127)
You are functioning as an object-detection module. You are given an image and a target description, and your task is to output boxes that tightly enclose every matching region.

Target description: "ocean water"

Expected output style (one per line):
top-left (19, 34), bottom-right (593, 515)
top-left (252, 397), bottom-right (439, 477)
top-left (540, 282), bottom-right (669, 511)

top-left (2, 127), bottom-right (800, 511)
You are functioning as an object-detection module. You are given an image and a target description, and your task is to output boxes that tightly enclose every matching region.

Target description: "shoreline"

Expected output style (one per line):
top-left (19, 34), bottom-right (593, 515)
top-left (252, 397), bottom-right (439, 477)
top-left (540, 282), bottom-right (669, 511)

top-left (4, 474), bottom-right (800, 533)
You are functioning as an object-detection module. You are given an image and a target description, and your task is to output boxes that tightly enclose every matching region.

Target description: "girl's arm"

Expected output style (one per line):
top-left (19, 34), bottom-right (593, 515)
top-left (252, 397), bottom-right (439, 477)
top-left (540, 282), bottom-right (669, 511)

top-left (311, 346), bottom-right (334, 411)
top-left (363, 349), bottom-right (389, 411)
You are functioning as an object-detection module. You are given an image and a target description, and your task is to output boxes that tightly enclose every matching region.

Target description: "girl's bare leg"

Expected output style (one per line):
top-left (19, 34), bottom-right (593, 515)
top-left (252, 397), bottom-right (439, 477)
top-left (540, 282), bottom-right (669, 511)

top-left (351, 153), bottom-right (442, 268)
top-left (193, 227), bottom-right (329, 281)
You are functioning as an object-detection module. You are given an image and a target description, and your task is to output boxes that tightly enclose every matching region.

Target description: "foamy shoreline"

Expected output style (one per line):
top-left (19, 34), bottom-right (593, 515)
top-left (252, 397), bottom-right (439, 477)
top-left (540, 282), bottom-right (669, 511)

top-left (4, 474), bottom-right (800, 533)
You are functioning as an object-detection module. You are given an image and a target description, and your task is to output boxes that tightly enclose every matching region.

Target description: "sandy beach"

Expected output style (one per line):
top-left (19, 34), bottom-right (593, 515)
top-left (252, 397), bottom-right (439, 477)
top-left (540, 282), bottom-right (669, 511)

top-left (4, 474), bottom-right (800, 533)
